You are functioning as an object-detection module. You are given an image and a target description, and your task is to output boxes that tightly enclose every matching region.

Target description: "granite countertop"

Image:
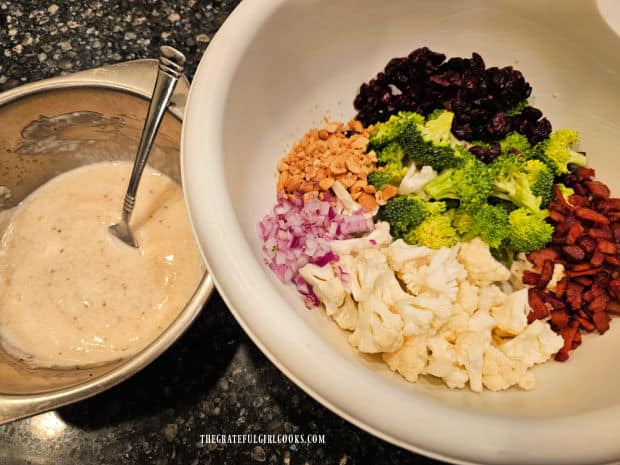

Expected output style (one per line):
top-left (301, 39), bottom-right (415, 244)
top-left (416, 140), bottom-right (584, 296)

top-left (0, 2), bottom-right (444, 464)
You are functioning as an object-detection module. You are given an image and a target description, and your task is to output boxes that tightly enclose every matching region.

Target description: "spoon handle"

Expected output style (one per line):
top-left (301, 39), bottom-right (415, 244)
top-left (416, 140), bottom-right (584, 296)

top-left (120, 46), bottom-right (186, 225)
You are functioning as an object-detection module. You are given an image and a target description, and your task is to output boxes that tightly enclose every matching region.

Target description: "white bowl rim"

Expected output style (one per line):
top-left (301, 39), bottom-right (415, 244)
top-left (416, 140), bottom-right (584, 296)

top-left (181, 1), bottom-right (620, 464)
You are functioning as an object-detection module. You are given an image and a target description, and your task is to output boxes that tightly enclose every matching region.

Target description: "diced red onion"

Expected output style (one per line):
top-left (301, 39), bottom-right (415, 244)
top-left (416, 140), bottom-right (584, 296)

top-left (258, 193), bottom-right (373, 307)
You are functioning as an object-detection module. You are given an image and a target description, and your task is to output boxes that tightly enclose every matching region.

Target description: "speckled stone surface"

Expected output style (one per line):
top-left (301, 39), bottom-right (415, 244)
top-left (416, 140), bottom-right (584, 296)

top-left (0, 2), bottom-right (445, 464)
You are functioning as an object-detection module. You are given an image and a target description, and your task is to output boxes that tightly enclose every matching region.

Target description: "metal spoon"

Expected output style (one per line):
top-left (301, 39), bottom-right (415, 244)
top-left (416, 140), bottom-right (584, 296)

top-left (109, 46), bottom-right (186, 248)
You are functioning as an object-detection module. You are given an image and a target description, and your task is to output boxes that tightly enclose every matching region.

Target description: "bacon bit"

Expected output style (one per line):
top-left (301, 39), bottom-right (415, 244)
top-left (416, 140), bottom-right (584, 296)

top-left (527, 289), bottom-right (550, 323)
top-left (583, 285), bottom-right (604, 303)
top-left (574, 277), bottom-right (593, 286)
top-left (606, 198), bottom-right (620, 211)
top-left (549, 210), bottom-right (565, 223)
top-left (575, 207), bottom-right (610, 225)
top-left (576, 309), bottom-right (590, 320)
top-left (597, 239), bottom-right (616, 255)
top-left (550, 310), bottom-right (569, 329)
top-left (567, 267), bottom-right (603, 277)
top-left (592, 312), bottom-right (610, 334)
top-left (555, 325), bottom-right (579, 362)
top-left (575, 167), bottom-right (596, 180)
top-left (576, 236), bottom-right (597, 254)
top-left (566, 223), bottom-right (584, 245)
top-left (585, 180), bottom-right (611, 199)
top-left (566, 282), bottom-right (584, 310)
top-left (590, 251), bottom-right (606, 267)
top-left (610, 280), bottom-right (620, 300)
top-left (527, 248), bottom-right (560, 270)
top-left (572, 331), bottom-right (582, 349)
top-left (542, 292), bottom-right (566, 311)
top-left (577, 316), bottom-right (595, 332)
top-left (589, 295), bottom-right (609, 313)
top-left (593, 272), bottom-right (611, 288)
top-left (605, 255), bottom-right (620, 266)
top-left (606, 301), bottom-right (620, 315)
top-left (589, 227), bottom-right (613, 240)
top-left (572, 262), bottom-right (596, 272)
top-left (562, 245), bottom-right (586, 262)
top-left (568, 195), bottom-right (589, 207)
top-left (554, 277), bottom-right (568, 298)
top-left (523, 271), bottom-right (541, 286)
top-left (539, 260), bottom-right (554, 289)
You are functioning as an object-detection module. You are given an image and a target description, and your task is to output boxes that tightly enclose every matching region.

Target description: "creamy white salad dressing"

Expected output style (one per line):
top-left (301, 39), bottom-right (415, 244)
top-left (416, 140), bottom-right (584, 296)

top-left (0, 161), bottom-right (204, 368)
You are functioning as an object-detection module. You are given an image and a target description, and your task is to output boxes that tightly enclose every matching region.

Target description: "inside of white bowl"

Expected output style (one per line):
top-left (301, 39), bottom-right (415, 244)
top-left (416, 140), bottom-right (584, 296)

top-left (220, 0), bottom-right (620, 417)
top-left (184, 0), bottom-right (620, 462)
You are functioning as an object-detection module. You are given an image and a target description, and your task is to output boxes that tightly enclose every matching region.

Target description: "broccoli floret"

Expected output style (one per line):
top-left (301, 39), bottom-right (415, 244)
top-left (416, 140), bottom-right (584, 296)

top-left (472, 204), bottom-right (510, 249)
top-left (368, 112), bottom-right (425, 149)
top-left (499, 131), bottom-right (531, 154)
top-left (376, 142), bottom-right (405, 166)
top-left (533, 129), bottom-right (587, 176)
top-left (423, 153), bottom-right (492, 211)
top-left (367, 170), bottom-right (392, 190)
top-left (452, 209), bottom-right (474, 235)
top-left (379, 195), bottom-right (446, 238)
top-left (489, 198), bottom-right (518, 213)
top-left (506, 208), bottom-right (554, 253)
top-left (489, 153), bottom-right (543, 213)
top-left (398, 110), bottom-right (462, 172)
top-left (404, 214), bottom-right (459, 249)
top-left (506, 100), bottom-right (530, 116)
top-left (525, 159), bottom-right (554, 207)
top-left (426, 108), bottom-right (446, 121)
top-left (368, 142), bottom-right (409, 189)
top-left (367, 164), bottom-right (408, 190)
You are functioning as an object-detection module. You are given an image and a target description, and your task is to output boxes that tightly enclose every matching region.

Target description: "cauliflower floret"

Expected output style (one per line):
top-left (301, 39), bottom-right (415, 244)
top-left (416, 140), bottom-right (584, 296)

top-left (382, 336), bottom-right (429, 382)
top-left (458, 238), bottom-right (511, 286)
top-left (398, 262), bottom-right (430, 295)
top-left (394, 297), bottom-right (434, 336)
top-left (415, 292), bottom-right (454, 322)
top-left (425, 246), bottom-right (466, 300)
top-left (500, 320), bottom-right (564, 367)
top-left (331, 294), bottom-right (358, 331)
top-left (330, 222), bottom-right (392, 256)
top-left (455, 280), bottom-right (480, 315)
top-left (468, 308), bottom-right (495, 333)
top-left (509, 253), bottom-right (534, 290)
top-left (423, 335), bottom-right (468, 389)
top-left (349, 294), bottom-right (404, 353)
top-left (478, 284), bottom-right (507, 314)
top-left (334, 254), bottom-right (356, 293)
top-left (371, 272), bottom-right (432, 336)
top-left (398, 162), bottom-right (437, 195)
top-left (455, 330), bottom-right (492, 393)
top-left (299, 264), bottom-right (346, 315)
top-left (546, 263), bottom-right (565, 293)
top-left (349, 248), bottom-right (389, 302)
top-left (396, 246), bottom-right (465, 300)
top-left (442, 312), bottom-right (470, 343)
top-left (373, 269), bottom-right (409, 304)
top-left (483, 346), bottom-right (535, 391)
top-left (386, 239), bottom-right (434, 272)
top-left (492, 288), bottom-right (530, 336)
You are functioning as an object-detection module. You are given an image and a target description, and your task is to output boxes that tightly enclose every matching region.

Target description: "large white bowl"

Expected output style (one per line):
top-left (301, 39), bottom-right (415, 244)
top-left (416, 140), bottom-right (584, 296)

top-left (182, 1), bottom-right (620, 463)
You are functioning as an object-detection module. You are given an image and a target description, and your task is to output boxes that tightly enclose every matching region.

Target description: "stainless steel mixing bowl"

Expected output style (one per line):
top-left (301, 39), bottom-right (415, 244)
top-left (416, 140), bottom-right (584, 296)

top-left (0, 60), bottom-right (213, 424)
